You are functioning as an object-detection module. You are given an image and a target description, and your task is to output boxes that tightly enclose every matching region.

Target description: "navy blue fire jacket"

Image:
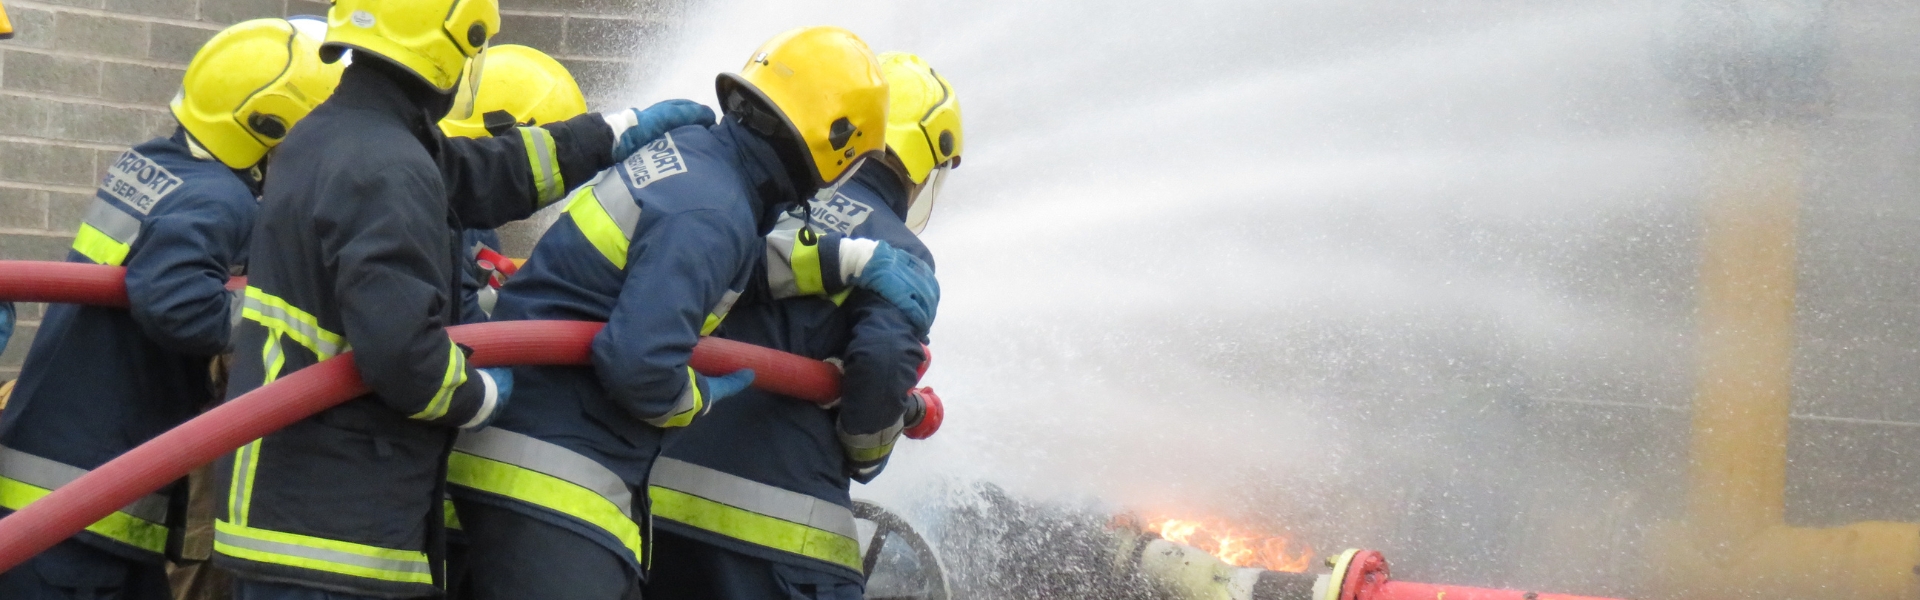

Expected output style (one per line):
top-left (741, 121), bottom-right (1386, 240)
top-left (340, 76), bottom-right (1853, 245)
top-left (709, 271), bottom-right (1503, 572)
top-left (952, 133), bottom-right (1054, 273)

top-left (210, 60), bottom-right (616, 598)
top-left (447, 117), bottom-right (800, 577)
top-left (0, 129), bottom-right (255, 563)
top-left (648, 164), bottom-right (933, 580)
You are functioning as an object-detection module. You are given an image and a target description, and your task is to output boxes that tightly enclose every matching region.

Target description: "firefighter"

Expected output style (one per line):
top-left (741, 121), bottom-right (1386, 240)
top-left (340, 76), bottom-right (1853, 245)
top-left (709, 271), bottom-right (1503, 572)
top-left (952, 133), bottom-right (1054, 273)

top-left (644, 50), bottom-right (962, 600)
top-left (208, 1), bottom-right (716, 598)
top-left (445, 26), bottom-right (929, 600)
top-left (438, 44), bottom-right (592, 324)
top-left (0, 17), bottom-right (343, 600)
top-left (431, 43), bottom-right (592, 598)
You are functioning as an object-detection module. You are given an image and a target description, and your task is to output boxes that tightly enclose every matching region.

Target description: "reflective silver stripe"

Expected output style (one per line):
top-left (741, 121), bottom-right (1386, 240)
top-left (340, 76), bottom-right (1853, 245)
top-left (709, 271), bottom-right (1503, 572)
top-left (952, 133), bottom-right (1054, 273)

top-left (762, 214), bottom-right (808, 299)
top-left (650, 457), bottom-right (857, 540)
top-left (709, 290), bottom-right (741, 324)
top-left (838, 417), bottom-right (904, 451)
top-left (83, 199), bottom-right (141, 244)
top-left (213, 528), bottom-right (431, 578)
top-left (0, 446), bottom-right (168, 522)
top-left (227, 289), bottom-right (244, 340)
top-left (521, 127), bottom-right (563, 204)
top-left (453, 428), bottom-right (633, 517)
top-left (241, 295), bottom-right (346, 357)
top-left (594, 171), bottom-right (642, 238)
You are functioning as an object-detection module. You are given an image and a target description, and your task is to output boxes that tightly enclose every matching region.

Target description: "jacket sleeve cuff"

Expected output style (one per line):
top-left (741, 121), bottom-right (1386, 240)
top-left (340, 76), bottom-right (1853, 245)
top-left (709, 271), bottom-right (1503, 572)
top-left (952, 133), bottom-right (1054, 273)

top-left (546, 112), bottom-right (616, 194)
top-left (458, 369), bottom-right (504, 429)
top-left (835, 237), bottom-right (876, 288)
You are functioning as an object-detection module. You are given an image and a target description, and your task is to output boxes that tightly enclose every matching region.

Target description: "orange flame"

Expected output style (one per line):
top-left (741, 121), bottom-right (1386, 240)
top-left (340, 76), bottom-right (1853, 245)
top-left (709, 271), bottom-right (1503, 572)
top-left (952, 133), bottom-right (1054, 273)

top-left (1148, 517), bottom-right (1314, 573)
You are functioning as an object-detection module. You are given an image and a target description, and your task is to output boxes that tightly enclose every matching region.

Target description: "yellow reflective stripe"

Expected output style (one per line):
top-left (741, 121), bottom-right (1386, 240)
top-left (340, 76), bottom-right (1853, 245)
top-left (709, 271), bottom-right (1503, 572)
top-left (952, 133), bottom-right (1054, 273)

top-left (518, 126), bottom-right (563, 205)
top-left (843, 440), bottom-right (895, 463)
top-left (228, 439), bottom-right (263, 525)
top-left (261, 333), bottom-right (287, 385)
top-left (790, 233), bottom-right (826, 296)
top-left (0, 476), bottom-right (168, 554)
top-left (566, 187), bottom-right (629, 269)
top-left (443, 497), bottom-right (462, 531)
top-left (213, 520), bottom-right (432, 585)
top-left (445, 452), bottom-right (642, 558)
top-left (700, 290), bottom-right (742, 336)
top-left (72, 223), bottom-right (131, 266)
top-left (242, 287), bottom-right (346, 360)
top-left (648, 485), bottom-right (862, 572)
top-left (410, 343), bottom-right (467, 421)
top-left (657, 367), bottom-right (704, 429)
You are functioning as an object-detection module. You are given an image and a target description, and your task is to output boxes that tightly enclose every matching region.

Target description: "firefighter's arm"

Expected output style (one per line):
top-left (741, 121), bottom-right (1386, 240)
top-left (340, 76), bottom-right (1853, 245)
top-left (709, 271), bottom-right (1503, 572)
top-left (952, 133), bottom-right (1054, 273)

top-left (837, 290), bottom-right (926, 482)
top-left (762, 216), bottom-right (939, 334)
top-left (594, 210), bottom-right (747, 428)
top-left (439, 112), bottom-right (614, 229)
top-left (326, 165), bottom-right (497, 427)
top-left (124, 182), bottom-right (253, 355)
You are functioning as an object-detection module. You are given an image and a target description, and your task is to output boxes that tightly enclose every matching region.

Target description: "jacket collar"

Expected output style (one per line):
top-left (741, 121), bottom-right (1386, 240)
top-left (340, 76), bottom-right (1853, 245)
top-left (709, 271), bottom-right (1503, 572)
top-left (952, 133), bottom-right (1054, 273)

top-left (331, 61), bottom-right (448, 154)
top-left (848, 161), bottom-right (910, 220)
top-left (717, 118), bottom-right (800, 233)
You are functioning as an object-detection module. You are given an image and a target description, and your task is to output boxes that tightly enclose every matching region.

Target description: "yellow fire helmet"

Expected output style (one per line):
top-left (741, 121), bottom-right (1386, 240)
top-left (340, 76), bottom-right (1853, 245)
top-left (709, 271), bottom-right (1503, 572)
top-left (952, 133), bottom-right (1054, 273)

top-left (715, 26), bottom-right (889, 189)
top-left (877, 52), bottom-right (962, 234)
top-left (171, 17), bottom-right (344, 170)
top-left (323, 0), bottom-right (498, 118)
top-left (439, 45), bottom-right (587, 138)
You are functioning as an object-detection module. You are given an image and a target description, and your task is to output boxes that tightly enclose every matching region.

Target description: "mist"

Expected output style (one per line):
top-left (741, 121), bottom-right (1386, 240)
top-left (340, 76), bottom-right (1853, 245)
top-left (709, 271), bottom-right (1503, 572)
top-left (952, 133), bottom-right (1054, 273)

top-left (581, 0), bottom-right (1903, 596)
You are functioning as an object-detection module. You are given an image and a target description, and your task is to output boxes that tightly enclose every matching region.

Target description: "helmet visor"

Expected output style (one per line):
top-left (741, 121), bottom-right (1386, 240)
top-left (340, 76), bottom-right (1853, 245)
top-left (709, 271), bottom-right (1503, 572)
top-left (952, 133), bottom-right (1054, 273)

top-left (448, 44), bottom-right (488, 121)
top-left (904, 163), bottom-right (948, 234)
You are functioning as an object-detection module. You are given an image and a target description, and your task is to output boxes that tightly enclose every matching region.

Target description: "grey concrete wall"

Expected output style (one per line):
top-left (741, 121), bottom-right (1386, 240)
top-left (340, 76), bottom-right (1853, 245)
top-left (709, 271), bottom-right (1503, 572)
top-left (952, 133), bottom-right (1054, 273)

top-left (0, 0), bottom-right (677, 378)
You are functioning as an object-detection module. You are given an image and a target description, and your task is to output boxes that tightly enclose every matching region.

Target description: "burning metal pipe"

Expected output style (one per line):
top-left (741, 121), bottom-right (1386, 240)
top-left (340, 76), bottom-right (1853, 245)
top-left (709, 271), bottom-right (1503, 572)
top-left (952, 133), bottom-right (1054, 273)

top-left (1110, 522), bottom-right (1626, 600)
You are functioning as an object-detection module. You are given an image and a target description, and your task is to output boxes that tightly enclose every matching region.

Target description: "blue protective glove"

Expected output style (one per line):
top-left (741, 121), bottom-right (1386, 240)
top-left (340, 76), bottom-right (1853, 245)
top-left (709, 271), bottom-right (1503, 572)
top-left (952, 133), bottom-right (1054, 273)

top-left (0, 302), bottom-right (14, 355)
top-left (704, 369), bottom-right (756, 403)
top-left (468, 367), bottom-right (515, 430)
top-left (854, 242), bottom-right (939, 334)
top-left (612, 100), bottom-right (717, 161)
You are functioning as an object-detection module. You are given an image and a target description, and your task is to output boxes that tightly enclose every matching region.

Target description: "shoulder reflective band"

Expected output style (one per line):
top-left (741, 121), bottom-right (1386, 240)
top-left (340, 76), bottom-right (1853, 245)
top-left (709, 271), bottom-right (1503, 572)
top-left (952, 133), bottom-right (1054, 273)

top-left (72, 198), bottom-right (140, 266)
top-left (564, 172), bottom-right (641, 268)
top-left (408, 342), bottom-right (467, 422)
top-left (213, 519), bottom-right (432, 585)
top-left (647, 457), bottom-right (861, 572)
top-left (242, 287), bottom-right (347, 359)
top-left (0, 446), bottom-right (169, 555)
top-left (518, 126), bottom-right (564, 206)
top-left (446, 427), bottom-right (643, 561)
top-left (644, 367), bottom-right (704, 428)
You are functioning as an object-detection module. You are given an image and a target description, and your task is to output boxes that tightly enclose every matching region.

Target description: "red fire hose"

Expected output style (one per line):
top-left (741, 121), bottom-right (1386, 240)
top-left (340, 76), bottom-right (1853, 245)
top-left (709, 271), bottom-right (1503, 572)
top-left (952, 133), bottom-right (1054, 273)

top-left (0, 262), bottom-right (944, 572)
top-left (1329, 549), bottom-right (1625, 600)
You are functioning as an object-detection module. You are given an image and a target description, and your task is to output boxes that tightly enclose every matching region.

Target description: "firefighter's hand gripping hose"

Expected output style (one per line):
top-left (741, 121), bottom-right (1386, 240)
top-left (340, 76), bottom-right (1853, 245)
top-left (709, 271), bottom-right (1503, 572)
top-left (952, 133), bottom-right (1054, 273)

top-left (0, 261), bottom-right (944, 572)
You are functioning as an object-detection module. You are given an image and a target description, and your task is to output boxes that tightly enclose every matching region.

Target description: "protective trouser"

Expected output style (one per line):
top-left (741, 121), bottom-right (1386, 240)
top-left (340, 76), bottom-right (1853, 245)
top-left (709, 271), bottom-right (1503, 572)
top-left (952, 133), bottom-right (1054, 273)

top-left (0, 539), bottom-right (170, 600)
top-left (645, 528), bottom-right (862, 600)
top-left (231, 579), bottom-right (389, 600)
top-left (449, 500), bottom-right (639, 600)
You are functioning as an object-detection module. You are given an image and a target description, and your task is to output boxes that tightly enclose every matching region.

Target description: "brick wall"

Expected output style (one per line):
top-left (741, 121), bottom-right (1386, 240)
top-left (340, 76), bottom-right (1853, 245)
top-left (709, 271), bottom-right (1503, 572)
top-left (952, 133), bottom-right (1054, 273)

top-left (0, 0), bottom-right (680, 378)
